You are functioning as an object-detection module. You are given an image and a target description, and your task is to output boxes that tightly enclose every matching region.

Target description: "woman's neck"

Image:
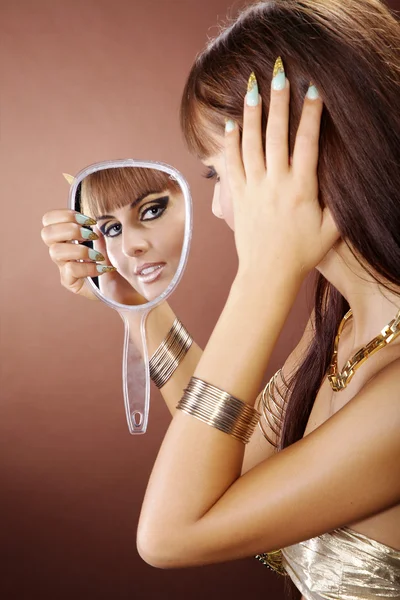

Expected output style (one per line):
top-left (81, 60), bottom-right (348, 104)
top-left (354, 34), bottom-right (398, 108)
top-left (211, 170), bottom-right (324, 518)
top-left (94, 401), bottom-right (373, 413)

top-left (316, 239), bottom-right (400, 350)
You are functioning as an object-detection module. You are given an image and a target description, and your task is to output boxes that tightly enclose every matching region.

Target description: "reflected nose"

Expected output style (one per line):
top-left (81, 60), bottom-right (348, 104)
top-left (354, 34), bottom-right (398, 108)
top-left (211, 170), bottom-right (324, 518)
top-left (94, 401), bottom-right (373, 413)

top-left (122, 229), bottom-right (150, 258)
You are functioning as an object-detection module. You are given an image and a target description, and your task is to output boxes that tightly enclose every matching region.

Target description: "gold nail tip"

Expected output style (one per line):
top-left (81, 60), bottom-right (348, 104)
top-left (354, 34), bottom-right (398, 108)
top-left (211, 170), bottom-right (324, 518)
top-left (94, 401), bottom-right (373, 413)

top-left (247, 71), bottom-right (258, 92)
top-left (273, 56), bottom-right (285, 77)
top-left (88, 233), bottom-right (99, 240)
top-left (85, 217), bottom-right (97, 225)
top-left (100, 266), bottom-right (117, 272)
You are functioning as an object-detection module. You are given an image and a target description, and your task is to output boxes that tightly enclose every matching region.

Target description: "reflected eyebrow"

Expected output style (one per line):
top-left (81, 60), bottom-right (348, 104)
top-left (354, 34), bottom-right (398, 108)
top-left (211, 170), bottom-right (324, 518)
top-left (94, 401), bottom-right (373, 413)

top-left (95, 190), bottom-right (161, 220)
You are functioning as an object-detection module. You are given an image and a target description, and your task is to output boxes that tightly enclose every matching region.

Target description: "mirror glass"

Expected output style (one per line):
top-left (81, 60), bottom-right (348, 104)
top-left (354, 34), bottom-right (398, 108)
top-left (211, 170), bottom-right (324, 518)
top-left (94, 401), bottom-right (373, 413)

top-left (73, 165), bottom-right (187, 308)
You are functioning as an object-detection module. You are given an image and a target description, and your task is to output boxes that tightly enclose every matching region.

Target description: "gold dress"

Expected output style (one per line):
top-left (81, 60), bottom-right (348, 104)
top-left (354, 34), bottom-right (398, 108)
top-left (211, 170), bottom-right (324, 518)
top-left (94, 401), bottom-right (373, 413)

top-left (280, 525), bottom-right (400, 599)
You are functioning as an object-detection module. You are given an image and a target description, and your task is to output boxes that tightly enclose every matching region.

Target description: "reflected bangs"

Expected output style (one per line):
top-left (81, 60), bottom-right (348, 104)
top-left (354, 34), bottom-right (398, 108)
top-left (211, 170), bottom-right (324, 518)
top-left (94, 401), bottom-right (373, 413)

top-left (81, 167), bottom-right (179, 218)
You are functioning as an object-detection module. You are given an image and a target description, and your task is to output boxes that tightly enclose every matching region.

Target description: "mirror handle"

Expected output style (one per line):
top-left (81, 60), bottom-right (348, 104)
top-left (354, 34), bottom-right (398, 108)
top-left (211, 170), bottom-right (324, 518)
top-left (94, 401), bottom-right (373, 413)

top-left (121, 312), bottom-right (150, 434)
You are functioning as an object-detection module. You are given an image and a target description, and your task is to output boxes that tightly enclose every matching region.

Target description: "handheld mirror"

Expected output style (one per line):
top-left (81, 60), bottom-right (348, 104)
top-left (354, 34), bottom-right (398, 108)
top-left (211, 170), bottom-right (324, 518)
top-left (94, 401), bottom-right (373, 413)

top-left (66, 160), bottom-right (192, 435)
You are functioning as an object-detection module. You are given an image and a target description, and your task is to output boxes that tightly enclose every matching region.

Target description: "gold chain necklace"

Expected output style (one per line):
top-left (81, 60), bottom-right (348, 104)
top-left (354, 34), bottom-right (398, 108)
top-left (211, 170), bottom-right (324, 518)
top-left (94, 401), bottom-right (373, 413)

top-left (328, 307), bottom-right (400, 392)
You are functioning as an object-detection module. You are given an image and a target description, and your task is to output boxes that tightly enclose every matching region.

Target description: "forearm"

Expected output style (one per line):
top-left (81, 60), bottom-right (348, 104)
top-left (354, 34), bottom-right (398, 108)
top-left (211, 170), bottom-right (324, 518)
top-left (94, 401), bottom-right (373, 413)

top-left (194, 270), bottom-right (302, 401)
top-left (125, 301), bottom-right (203, 416)
top-left (138, 270), bottom-right (302, 539)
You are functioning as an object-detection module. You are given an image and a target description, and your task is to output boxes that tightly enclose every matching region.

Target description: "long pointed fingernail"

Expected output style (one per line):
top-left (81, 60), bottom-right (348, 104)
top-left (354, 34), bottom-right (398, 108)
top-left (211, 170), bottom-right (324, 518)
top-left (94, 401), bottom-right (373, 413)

top-left (88, 249), bottom-right (105, 261)
top-left (96, 265), bottom-right (117, 273)
top-left (81, 227), bottom-right (98, 240)
top-left (306, 82), bottom-right (320, 100)
top-left (63, 173), bottom-right (75, 185)
top-left (272, 57), bottom-right (286, 91)
top-left (75, 213), bottom-right (97, 226)
top-left (225, 118), bottom-right (236, 133)
top-left (246, 72), bottom-right (259, 106)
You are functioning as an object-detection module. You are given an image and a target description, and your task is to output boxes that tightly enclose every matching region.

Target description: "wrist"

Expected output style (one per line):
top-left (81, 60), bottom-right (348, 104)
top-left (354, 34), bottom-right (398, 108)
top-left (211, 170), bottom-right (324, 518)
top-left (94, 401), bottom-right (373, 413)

top-left (232, 265), bottom-right (303, 304)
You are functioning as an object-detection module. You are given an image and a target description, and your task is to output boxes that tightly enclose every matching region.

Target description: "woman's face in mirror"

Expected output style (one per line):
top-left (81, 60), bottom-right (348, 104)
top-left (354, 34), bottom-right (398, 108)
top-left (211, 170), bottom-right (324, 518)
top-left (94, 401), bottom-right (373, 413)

top-left (96, 188), bottom-right (185, 301)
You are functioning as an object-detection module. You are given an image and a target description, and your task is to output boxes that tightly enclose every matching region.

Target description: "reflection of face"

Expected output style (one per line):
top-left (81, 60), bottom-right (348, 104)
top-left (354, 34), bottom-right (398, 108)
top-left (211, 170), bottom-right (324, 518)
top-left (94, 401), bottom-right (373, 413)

top-left (96, 189), bottom-right (185, 301)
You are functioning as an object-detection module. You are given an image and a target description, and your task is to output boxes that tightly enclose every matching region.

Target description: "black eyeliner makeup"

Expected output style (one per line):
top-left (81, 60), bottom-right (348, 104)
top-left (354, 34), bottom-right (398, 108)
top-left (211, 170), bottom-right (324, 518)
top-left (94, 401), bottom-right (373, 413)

top-left (139, 195), bottom-right (169, 221)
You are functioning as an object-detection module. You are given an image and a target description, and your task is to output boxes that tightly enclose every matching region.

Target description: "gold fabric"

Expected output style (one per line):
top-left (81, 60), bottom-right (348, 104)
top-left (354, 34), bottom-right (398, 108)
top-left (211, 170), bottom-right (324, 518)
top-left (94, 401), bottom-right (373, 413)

top-left (280, 526), bottom-right (400, 599)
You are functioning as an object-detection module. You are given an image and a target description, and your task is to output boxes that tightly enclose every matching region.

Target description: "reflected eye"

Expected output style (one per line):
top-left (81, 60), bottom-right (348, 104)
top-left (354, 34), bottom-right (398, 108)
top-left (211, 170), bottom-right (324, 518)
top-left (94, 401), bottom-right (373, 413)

top-left (202, 167), bottom-right (220, 183)
top-left (101, 222), bottom-right (122, 238)
top-left (140, 196), bottom-right (169, 222)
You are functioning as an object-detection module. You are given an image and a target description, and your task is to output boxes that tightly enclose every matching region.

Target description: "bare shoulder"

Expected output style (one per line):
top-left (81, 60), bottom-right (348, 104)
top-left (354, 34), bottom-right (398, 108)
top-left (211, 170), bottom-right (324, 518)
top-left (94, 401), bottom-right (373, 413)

top-left (367, 354), bottom-right (400, 391)
top-left (356, 354), bottom-right (400, 411)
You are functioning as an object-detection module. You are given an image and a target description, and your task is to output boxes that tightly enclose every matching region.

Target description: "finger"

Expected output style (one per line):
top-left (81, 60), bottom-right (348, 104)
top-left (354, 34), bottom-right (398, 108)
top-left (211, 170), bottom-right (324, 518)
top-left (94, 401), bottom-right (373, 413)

top-left (292, 84), bottom-right (323, 179)
top-left (92, 226), bottom-right (109, 260)
top-left (266, 57), bottom-right (290, 175)
top-left (41, 221), bottom-right (99, 246)
top-left (49, 242), bottom-right (105, 266)
top-left (42, 209), bottom-right (96, 228)
top-left (242, 73), bottom-right (265, 181)
top-left (61, 261), bottom-right (116, 289)
top-left (224, 119), bottom-right (245, 193)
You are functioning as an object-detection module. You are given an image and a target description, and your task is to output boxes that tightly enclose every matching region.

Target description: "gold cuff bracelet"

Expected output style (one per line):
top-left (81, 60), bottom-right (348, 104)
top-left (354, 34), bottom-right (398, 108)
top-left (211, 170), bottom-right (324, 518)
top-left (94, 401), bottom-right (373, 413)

top-left (176, 376), bottom-right (261, 445)
top-left (149, 318), bottom-right (193, 388)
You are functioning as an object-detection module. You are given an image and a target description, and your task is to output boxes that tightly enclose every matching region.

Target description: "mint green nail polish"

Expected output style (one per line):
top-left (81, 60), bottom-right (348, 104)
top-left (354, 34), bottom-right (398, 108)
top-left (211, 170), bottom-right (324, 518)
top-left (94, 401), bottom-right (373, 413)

top-left (272, 71), bottom-right (286, 91)
top-left (272, 57), bottom-right (286, 91)
top-left (88, 249), bottom-right (105, 261)
top-left (75, 213), bottom-right (96, 226)
top-left (306, 84), bottom-right (320, 100)
top-left (225, 119), bottom-right (236, 133)
top-left (97, 265), bottom-right (116, 273)
top-left (81, 227), bottom-right (98, 241)
top-left (246, 72), bottom-right (259, 106)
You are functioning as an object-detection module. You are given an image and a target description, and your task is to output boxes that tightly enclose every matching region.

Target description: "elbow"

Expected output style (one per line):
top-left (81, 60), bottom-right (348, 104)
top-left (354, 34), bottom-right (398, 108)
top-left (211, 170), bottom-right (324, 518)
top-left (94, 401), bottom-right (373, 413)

top-left (137, 522), bottom-right (198, 569)
top-left (136, 543), bottom-right (166, 569)
top-left (136, 524), bottom-right (180, 569)
top-left (136, 525), bottom-right (166, 568)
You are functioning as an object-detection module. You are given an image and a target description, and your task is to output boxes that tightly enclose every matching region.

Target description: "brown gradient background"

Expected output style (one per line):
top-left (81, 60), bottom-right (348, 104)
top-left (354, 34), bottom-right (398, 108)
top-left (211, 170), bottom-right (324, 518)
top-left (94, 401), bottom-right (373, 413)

top-left (1, 1), bottom-right (399, 599)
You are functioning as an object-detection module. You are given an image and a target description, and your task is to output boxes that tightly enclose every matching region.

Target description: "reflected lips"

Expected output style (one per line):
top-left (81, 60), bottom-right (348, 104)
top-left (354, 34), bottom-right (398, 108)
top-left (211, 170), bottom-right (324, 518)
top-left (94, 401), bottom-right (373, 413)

top-left (135, 263), bottom-right (166, 284)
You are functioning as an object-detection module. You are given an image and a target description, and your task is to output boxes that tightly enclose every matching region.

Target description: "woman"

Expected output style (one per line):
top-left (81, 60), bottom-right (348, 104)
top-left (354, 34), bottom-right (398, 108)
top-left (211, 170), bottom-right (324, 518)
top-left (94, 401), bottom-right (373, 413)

top-left (139, 0), bottom-right (400, 598)
top-left (41, 1), bottom-right (400, 597)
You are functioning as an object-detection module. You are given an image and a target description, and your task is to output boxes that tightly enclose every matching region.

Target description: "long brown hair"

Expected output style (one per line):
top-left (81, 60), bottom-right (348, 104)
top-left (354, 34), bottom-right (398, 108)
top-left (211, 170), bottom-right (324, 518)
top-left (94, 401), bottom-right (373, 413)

top-left (180, 2), bottom-right (399, 590)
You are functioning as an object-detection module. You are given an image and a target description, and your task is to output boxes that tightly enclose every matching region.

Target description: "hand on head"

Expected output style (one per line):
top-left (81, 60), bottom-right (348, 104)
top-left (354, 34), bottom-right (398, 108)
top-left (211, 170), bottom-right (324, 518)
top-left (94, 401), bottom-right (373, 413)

top-left (223, 60), bottom-right (340, 282)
